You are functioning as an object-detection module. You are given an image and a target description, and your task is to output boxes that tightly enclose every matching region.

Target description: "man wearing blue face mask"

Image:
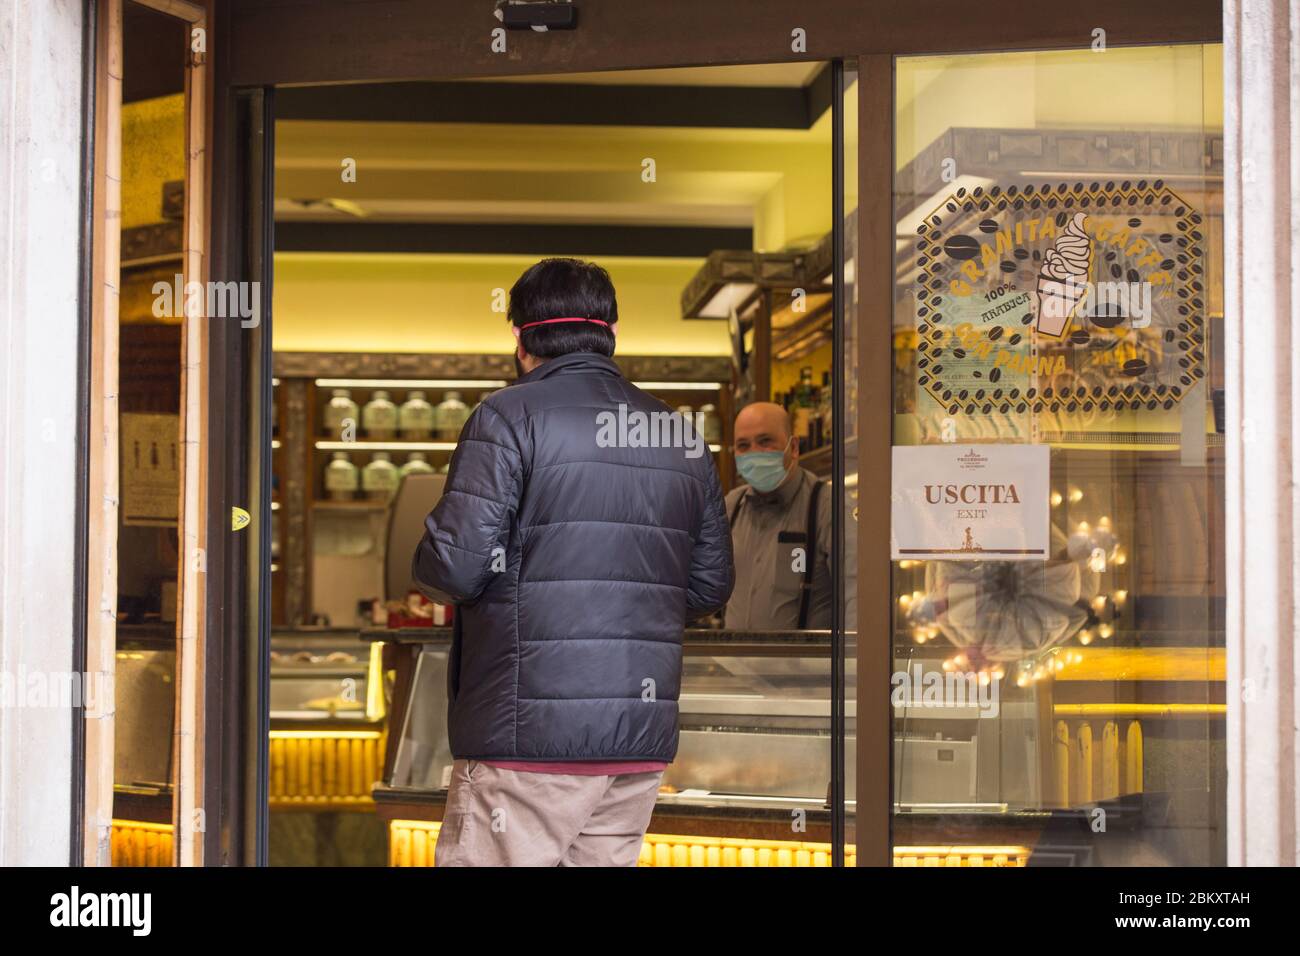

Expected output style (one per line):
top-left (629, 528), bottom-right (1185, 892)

top-left (722, 401), bottom-right (834, 630)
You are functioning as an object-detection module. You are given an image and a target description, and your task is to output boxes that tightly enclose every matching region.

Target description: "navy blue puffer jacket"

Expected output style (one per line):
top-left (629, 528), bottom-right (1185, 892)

top-left (411, 351), bottom-right (734, 762)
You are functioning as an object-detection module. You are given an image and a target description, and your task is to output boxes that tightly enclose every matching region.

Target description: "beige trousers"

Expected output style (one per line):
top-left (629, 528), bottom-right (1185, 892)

top-left (433, 758), bottom-right (664, 867)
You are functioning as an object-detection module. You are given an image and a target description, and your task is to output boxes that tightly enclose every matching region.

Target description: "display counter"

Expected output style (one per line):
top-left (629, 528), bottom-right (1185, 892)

top-left (366, 624), bottom-right (1222, 866)
top-left (369, 627), bottom-right (849, 864)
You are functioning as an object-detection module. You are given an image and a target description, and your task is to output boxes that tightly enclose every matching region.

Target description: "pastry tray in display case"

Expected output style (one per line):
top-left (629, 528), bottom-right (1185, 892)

top-left (270, 628), bottom-right (373, 721)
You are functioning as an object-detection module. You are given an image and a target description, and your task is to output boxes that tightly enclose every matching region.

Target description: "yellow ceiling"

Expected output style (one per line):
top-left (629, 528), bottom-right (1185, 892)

top-left (271, 46), bottom-right (1222, 357)
top-left (272, 253), bottom-right (731, 356)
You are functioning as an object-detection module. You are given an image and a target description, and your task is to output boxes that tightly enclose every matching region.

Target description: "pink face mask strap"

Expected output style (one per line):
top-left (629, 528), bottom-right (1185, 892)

top-left (516, 317), bottom-right (611, 330)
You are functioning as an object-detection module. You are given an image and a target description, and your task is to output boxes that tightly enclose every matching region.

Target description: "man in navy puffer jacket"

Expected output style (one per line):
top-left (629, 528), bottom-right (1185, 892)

top-left (412, 257), bottom-right (734, 866)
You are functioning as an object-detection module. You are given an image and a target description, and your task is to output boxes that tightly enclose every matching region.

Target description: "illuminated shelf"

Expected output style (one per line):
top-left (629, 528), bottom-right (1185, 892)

top-left (315, 440), bottom-right (456, 452)
top-left (313, 500), bottom-right (393, 511)
top-left (315, 378), bottom-right (507, 389)
top-left (632, 381), bottom-right (723, 391)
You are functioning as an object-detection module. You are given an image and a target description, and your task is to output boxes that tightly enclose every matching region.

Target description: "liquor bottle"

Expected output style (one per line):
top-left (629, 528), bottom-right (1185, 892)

top-left (790, 366), bottom-right (816, 453)
top-left (699, 403), bottom-right (722, 444)
top-left (817, 370), bottom-right (832, 450)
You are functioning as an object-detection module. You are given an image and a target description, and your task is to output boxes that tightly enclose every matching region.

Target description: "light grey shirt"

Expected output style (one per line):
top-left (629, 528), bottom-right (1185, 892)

top-left (723, 466), bottom-right (835, 630)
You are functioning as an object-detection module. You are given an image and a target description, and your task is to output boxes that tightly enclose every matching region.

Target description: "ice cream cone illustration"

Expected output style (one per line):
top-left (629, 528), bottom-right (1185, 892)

top-left (1035, 212), bottom-right (1092, 336)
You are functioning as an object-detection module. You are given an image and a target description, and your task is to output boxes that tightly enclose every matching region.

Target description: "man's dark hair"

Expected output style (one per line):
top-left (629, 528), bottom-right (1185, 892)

top-left (509, 257), bottom-right (618, 359)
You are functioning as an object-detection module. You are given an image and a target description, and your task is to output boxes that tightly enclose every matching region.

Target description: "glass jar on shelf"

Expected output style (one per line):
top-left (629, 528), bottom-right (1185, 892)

top-left (362, 452), bottom-right (400, 501)
top-left (324, 452), bottom-right (359, 501)
top-left (399, 451), bottom-right (435, 479)
top-left (399, 390), bottom-right (435, 439)
top-left (362, 390), bottom-right (398, 440)
top-left (435, 391), bottom-right (470, 441)
top-left (323, 389), bottom-right (358, 439)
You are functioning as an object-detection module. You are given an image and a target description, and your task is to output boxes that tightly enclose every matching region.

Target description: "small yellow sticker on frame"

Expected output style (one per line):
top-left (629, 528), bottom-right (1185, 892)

top-left (232, 506), bottom-right (251, 531)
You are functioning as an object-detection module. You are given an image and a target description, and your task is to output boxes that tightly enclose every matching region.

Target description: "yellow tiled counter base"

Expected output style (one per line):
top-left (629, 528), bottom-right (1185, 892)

top-left (269, 729), bottom-right (385, 809)
top-left (388, 820), bottom-right (1028, 867)
top-left (111, 820), bottom-right (174, 867)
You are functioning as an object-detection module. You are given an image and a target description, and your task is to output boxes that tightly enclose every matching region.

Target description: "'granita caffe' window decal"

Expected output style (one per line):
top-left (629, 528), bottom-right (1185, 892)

top-left (913, 179), bottom-right (1207, 418)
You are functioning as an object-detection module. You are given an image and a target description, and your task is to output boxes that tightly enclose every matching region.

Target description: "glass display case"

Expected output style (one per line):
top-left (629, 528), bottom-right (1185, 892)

top-left (270, 629), bottom-right (373, 721)
top-left (268, 629), bottom-right (386, 812)
top-left (375, 629), bottom-right (851, 866)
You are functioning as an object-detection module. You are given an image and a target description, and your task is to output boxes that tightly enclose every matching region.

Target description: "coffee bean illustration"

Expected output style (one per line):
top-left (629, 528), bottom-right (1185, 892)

top-left (1069, 330), bottom-right (1091, 345)
top-left (1122, 358), bottom-right (1148, 376)
top-left (978, 219), bottom-right (998, 233)
top-left (1092, 306), bottom-right (1126, 329)
top-left (943, 235), bottom-right (981, 260)
top-left (1000, 260), bottom-right (1017, 273)
top-left (989, 367), bottom-right (1002, 383)
top-left (1128, 217), bottom-right (1142, 228)
top-left (987, 326), bottom-right (1004, 341)
top-left (1008, 334), bottom-right (1022, 345)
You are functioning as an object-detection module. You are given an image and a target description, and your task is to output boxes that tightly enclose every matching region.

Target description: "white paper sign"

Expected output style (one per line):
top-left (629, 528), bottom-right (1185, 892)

top-left (891, 444), bottom-right (1049, 561)
top-left (122, 413), bottom-right (180, 527)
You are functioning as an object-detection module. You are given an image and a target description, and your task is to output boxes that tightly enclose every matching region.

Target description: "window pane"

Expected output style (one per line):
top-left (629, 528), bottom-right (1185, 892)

top-left (891, 45), bottom-right (1225, 867)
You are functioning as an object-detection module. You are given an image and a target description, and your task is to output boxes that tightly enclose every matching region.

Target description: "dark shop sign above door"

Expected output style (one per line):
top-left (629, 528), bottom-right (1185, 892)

top-left (911, 179), bottom-right (1207, 417)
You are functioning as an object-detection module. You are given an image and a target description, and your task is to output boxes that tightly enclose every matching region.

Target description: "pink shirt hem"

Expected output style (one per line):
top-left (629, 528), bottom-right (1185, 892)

top-left (482, 759), bottom-right (668, 776)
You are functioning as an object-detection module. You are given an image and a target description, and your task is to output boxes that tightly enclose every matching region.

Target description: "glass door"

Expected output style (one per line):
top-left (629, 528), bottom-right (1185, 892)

top-left (889, 45), bottom-right (1225, 866)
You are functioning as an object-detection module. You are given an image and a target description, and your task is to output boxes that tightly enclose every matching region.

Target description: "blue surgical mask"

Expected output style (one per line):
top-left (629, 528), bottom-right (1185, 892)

top-left (735, 439), bottom-right (791, 493)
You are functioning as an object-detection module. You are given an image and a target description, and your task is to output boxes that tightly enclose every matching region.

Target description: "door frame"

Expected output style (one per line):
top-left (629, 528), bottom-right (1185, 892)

top-left (80, 0), bottom-right (211, 867)
top-left (205, 0), bottom-right (1224, 866)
